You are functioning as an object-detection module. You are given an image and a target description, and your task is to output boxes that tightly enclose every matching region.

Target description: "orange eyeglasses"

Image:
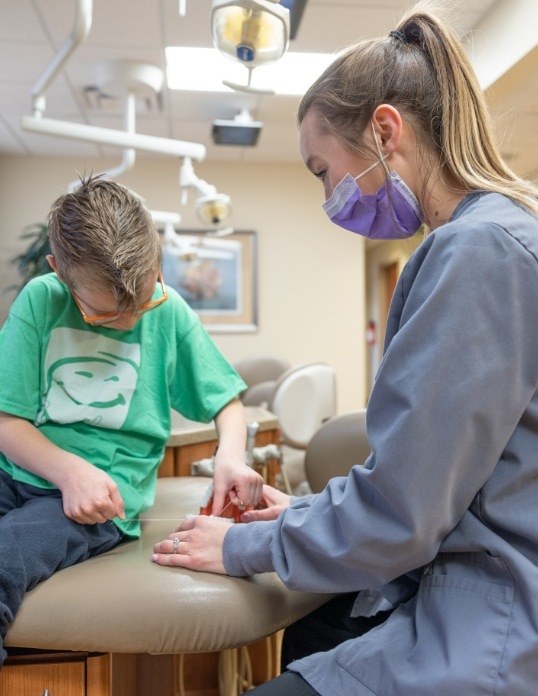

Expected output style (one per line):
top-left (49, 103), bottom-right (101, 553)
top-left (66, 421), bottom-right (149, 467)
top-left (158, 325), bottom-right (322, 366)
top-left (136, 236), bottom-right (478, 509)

top-left (71, 273), bottom-right (168, 325)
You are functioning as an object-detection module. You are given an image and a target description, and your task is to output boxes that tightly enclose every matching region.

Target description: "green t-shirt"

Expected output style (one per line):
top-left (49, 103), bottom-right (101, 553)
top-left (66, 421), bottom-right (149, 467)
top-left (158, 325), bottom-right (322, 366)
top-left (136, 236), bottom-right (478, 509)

top-left (0, 273), bottom-right (246, 537)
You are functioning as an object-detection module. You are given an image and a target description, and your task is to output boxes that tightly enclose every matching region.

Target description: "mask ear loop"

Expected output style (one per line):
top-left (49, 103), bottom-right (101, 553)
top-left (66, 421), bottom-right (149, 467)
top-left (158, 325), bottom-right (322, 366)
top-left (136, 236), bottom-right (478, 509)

top-left (370, 120), bottom-right (400, 217)
top-left (353, 157), bottom-right (387, 182)
top-left (371, 121), bottom-right (391, 179)
top-left (353, 122), bottom-right (389, 182)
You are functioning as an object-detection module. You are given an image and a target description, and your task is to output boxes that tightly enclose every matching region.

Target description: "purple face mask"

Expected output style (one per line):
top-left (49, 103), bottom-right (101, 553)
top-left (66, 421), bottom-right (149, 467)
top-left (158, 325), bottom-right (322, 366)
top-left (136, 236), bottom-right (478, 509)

top-left (323, 162), bottom-right (423, 239)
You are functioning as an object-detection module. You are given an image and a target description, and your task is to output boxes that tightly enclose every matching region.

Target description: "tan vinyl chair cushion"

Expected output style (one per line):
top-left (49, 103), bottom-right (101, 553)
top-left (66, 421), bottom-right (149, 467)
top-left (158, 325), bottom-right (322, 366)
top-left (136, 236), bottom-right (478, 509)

top-left (241, 380), bottom-right (274, 407)
top-left (304, 409), bottom-right (370, 493)
top-left (6, 478), bottom-right (332, 655)
top-left (233, 355), bottom-right (290, 389)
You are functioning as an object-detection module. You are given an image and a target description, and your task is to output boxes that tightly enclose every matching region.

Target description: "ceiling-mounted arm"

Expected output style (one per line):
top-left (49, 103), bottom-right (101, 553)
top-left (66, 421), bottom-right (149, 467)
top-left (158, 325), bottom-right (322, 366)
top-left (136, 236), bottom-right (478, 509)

top-left (67, 91), bottom-right (137, 193)
top-left (150, 210), bottom-right (202, 260)
top-left (22, 115), bottom-right (206, 159)
top-left (32, 0), bottom-right (93, 117)
top-left (96, 90), bottom-right (137, 179)
top-left (67, 145), bottom-right (135, 193)
top-left (151, 210), bottom-right (182, 247)
top-left (179, 157), bottom-right (217, 203)
top-left (23, 0), bottom-right (206, 161)
top-left (179, 158), bottom-right (232, 225)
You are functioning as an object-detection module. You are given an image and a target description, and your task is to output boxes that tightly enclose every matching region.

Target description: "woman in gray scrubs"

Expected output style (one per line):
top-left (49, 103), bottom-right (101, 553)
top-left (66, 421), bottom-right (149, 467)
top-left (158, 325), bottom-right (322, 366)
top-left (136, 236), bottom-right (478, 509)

top-left (153, 2), bottom-right (538, 693)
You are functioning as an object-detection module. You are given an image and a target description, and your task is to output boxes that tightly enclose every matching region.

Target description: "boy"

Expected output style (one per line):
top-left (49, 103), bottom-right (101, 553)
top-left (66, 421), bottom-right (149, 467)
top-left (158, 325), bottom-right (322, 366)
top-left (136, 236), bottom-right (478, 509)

top-left (0, 175), bottom-right (262, 665)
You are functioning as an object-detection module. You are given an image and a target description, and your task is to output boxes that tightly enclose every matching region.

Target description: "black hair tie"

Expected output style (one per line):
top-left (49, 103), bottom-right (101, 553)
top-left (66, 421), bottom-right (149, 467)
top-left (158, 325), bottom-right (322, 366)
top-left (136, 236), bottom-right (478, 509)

top-left (389, 30), bottom-right (406, 42)
top-left (403, 23), bottom-right (421, 45)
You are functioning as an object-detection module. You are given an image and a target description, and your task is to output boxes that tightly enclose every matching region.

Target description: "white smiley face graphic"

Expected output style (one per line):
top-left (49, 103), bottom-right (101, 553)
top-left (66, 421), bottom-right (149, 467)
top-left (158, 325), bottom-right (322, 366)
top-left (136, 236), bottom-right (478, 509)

top-left (39, 329), bottom-right (141, 429)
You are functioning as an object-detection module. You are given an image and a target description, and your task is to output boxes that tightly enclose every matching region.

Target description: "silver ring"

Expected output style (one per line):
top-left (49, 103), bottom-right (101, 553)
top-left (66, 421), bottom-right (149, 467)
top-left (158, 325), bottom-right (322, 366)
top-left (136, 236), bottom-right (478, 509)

top-left (172, 537), bottom-right (180, 554)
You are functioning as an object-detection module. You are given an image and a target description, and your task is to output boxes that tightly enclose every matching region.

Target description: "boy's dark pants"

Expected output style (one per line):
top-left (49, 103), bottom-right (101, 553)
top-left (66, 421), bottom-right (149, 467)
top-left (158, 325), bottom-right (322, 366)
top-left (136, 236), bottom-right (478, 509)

top-left (0, 469), bottom-right (123, 665)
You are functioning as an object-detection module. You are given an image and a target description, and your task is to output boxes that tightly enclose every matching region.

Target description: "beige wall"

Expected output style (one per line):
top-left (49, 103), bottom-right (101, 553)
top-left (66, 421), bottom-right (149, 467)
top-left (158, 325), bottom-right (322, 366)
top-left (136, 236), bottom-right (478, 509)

top-left (0, 155), bottom-right (367, 413)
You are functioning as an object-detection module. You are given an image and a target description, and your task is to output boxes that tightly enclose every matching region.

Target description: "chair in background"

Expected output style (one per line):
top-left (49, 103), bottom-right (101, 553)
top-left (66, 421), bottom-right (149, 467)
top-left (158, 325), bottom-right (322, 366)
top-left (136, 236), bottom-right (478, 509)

top-left (265, 363), bottom-right (337, 494)
top-left (233, 354), bottom-right (291, 407)
top-left (304, 409), bottom-right (370, 493)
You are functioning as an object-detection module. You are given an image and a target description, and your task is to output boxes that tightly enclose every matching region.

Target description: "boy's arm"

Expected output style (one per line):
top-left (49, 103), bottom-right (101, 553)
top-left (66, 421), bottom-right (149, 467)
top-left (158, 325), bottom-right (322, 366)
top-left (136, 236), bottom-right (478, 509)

top-left (211, 398), bottom-right (264, 515)
top-left (0, 411), bottom-right (125, 524)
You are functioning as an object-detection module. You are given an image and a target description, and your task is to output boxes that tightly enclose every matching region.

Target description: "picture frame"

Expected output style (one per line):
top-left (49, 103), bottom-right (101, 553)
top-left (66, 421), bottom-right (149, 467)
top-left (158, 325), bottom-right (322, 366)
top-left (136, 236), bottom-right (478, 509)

top-left (161, 229), bottom-right (258, 333)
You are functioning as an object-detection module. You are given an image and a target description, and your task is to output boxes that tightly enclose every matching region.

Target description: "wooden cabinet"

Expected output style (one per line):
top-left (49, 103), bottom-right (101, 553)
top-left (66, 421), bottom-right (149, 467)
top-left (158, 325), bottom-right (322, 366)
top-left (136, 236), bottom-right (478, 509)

top-left (1, 661), bottom-right (85, 696)
top-left (135, 634), bottom-right (283, 696)
top-left (0, 652), bottom-right (115, 696)
top-left (0, 647), bottom-right (280, 696)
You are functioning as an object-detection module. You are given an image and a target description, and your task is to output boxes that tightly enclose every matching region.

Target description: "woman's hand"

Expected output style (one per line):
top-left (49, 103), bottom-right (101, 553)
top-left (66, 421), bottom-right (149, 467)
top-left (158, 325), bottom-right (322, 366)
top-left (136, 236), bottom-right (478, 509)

top-left (152, 514), bottom-right (231, 573)
top-left (240, 484), bottom-right (290, 522)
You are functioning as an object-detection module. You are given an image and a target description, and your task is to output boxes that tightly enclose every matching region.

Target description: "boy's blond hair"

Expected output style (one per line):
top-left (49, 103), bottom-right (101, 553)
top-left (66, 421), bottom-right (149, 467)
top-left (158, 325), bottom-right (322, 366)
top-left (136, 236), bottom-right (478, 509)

top-left (47, 176), bottom-right (161, 312)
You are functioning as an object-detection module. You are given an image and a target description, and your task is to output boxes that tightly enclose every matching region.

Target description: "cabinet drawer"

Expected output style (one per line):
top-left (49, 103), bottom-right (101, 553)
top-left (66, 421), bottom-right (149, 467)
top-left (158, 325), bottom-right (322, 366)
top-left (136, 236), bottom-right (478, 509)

top-left (0, 660), bottom-right (85, 696)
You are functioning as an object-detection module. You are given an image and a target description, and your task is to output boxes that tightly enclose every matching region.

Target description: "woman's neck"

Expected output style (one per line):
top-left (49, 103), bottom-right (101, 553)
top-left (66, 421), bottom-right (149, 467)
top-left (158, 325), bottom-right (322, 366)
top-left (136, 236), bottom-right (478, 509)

top-left (423, 188), bottom-right (468, 229)
top-left (419, 166), bottom-right (470, 230)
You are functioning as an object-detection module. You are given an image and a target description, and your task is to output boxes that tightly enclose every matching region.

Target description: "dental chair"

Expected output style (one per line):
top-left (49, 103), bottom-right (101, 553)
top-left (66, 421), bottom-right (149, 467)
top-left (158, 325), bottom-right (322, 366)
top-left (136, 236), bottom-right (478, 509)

top-left (233, 354), bottom-right (290, 407)
top-left (5, 476), bottom-right (334, 694)
top-left (304, 409), bottom-right (370, 493)
top-left (264, 363), bottom-right (337, 494)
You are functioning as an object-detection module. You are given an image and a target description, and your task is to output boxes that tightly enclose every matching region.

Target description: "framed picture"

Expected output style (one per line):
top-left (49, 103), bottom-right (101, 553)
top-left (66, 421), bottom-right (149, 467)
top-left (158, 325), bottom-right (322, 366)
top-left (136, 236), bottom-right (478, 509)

top-left (161, 229), bottom-right (258, 333)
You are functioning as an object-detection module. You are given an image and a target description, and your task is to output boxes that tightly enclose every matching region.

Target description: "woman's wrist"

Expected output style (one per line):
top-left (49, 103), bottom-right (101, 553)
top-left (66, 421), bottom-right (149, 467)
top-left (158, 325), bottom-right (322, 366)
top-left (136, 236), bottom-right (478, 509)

top-left (222, 520), bottom-right (275, 576)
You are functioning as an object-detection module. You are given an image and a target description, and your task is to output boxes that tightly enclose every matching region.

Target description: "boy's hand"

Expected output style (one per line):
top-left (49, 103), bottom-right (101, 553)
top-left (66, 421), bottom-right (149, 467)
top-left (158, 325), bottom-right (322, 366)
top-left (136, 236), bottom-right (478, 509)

top-left (211, 398), bottom-right (263, 516)
top-left (152, 514), bottom-right (229, 573)
top-left (240, 484), bottom-right (290, 522)
top-left (58, 456), bottom-right (125, 524)
top-left (211, 453), bottom-right (264, 516)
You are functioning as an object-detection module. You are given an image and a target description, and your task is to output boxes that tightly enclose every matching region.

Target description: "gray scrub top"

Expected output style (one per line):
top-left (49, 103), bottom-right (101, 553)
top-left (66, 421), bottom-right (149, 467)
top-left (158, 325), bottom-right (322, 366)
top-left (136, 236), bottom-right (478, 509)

top-left (224, 191), bottom-right (538, 695)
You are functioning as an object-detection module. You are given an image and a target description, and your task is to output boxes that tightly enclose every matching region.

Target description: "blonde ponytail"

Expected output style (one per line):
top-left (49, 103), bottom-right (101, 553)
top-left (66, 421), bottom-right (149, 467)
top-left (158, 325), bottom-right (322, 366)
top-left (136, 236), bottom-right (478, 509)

top-left (395, 3), bottom-right (537, 213)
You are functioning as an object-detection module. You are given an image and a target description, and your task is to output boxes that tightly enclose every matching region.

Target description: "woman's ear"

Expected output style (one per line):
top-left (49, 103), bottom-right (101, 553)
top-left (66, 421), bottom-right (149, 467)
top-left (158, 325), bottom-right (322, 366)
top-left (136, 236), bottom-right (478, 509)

top-left (372, 104), bottom-right (403, 155)
top-left (46, 254), bottom-right (58, 273)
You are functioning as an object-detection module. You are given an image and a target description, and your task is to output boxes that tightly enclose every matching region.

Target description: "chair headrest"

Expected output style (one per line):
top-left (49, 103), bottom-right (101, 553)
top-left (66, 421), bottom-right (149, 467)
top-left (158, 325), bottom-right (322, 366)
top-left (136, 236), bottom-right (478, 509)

top-left (269, 363), bottom-right (337, 449)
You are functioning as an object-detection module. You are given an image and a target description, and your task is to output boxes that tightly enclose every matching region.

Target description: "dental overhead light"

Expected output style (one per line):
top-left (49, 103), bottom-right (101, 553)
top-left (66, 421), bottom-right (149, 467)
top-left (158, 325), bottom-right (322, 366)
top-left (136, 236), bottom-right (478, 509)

top-left (153, 209), bottom-right (236, 272)
top-left (196, 194), bottom-right (232, 226)
top-left (179, 158), bottom-right (232, 226)
top-left (211, 0), bottom-right (290, 94)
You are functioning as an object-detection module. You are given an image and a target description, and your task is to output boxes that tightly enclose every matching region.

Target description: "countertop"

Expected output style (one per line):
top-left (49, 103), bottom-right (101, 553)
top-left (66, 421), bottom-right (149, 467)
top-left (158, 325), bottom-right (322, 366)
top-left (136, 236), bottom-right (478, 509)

top-left (167, 406), bottom-right (279, 447)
